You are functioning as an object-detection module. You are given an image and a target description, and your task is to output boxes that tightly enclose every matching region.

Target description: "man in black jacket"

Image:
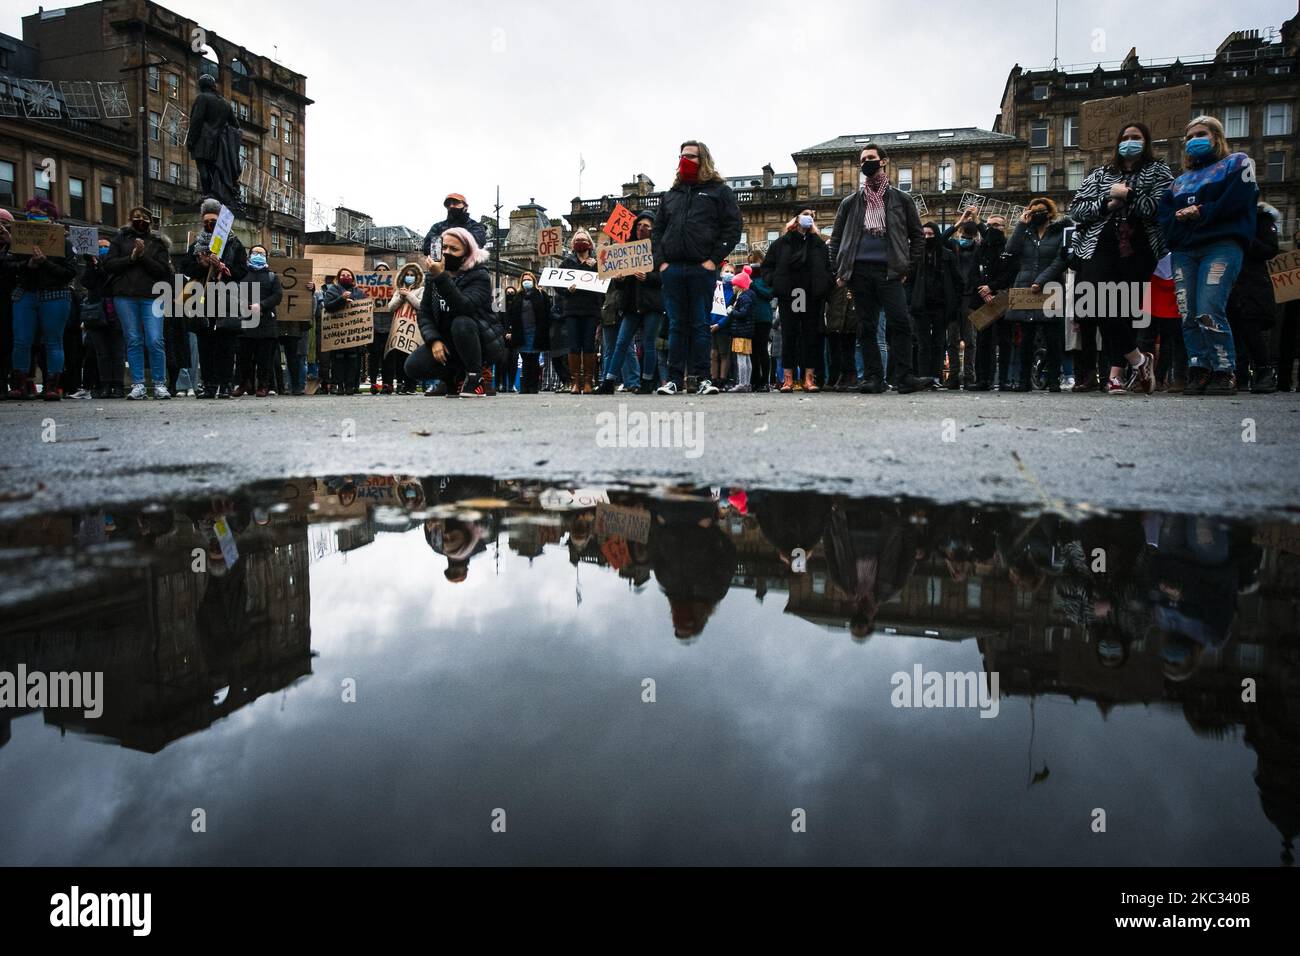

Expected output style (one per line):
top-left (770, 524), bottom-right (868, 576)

top-left (650, 140), bottom-right (742, 395)
top-left (421, 193), bottom-right (488, 257)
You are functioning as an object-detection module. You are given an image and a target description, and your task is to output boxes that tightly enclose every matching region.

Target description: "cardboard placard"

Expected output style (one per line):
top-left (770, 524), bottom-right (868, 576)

top-left (711, 281), bottom-right (728, 316)
top-left (1008, 287), bottom-right (1051, 311)
top-left (6, 220), bottom-right (65, 253)
top-left (1080, 84), bottom-right (1192, 149)
top-left (596, 238), bottom-right (654, 279)
top-left (354, 272), bottom-right (395, 306)
top-left (594, 502), bottom-right (650, 544)
top-left (384, 311), bottom-right (424, 355)
top-left (1268, 248), bottom-right (1300, 305)
top-left (207, 205), bottom-right (235, 258)
top-left (600, 536), bottom-right (631, 570)
top-left (537, 225), bottom-right (563, 258)
top-left (968, 290), bottom-right (1009, 331)
top-left (69, 225), bottom-right (99, 257)
top-left (268, 257), bottom-right (314, 323)
top-left (602, 202), bottom-right (636, 244)
top-left (538, 267), bottom-right (610, 294)
top-left (321, 298), bottom-right (375, 351)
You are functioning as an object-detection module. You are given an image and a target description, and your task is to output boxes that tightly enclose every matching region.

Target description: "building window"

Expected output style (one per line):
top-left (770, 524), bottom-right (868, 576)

top-left (148, 156), bottom-right (160, 179)
top-left (738, 231), bottom-right (747, 247)
top-left (285, 158), bottom-right (294, 186)
top-left (1103, 77), bottom-right (1128, 88)
top-left (1067, 160), bottom-right (1085, 190)
top-left (0, 161), bottom-right (13, 207)
top-left (1064, 114), bottom-right (1079, 147)
top-left (766, 230), bottom-right (779, 242)
top-left (1145, 73), bottom-right (1167, 85)
top-left (231, 58), bottom-right (250, 94)
top-left (1227, 67), bottom-right (1248, 78)
top-left (283, 234), bottom-right (294, 258)
top-left (100, 184), bottom-right (116, 223)
top-left (897, 166), bottom-right (912, 192)
top-left (238, 101), bottom-right (250, 121)
top-left (169, 162), bottom-right (181, 184)
top-left (149, 110), bottom-right (161, 141)
top-left (1188, 71), bottom-right (1209, 81)
top-left (167, 73), bottom-right (178, 99)
top-left (270, 114), bottom-right (279, 139)
top-left (1265, 102), bottom-right (1292, 136)
top-left (284, 116), bottom-right (293, 145)
top-left (1224, 105), bottom-right (1249, 139)
top-left (148, 65), bottom-right (159, 92)
top-left (1267, 64), bottom-right (1293, 75)
top-left (819, 171), bottom-right (834, 196)
top-left (166, 112), bottom-right (181, 146)
top-left (270, 155), bottom-right (280, 180)
top-left (1030, 163), bottom-right (1047, 192)
top-left (938, 159), bottom-right (955, 191)
top-left (33, 166), bottom-right (51, 200)
top-left (1266, 151), bottom-right (1286, 182)
top-left (979, 163), bottom-right (994, 189)
top-left (966, 579), bottom-right (981, 609)
top-left (1065, 79), bottom-right (1089, 90)
top-left (1030, 119), bottom-right (1049, 148)
top-left (238, 144), bottom-right (248, 168)
top-left (150, 202), bottom-right (162, 221)
top-left (1032, 83), bottom-right (1050, 101)
top-left (68, 177), bottom-right (85, 220)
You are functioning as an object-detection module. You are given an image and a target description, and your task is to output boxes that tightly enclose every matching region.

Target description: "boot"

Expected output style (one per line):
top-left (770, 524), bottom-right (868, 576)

top-left (803, 369), bottom-right (820, 393)
top-left (41, 372), bottom-right (62, 401)
top-left (7, 370), bottom-right (31, 400)
top-left (779, 369), bottom-right (794, 393)
top-left (568, 355), bottom-right (582, 393)
top-left (481, 365), bottom-right (497, 396)
top-left (582, 354), bottom-right (598, 394)
top-left (1250, 366), bottom-right (1277, 394)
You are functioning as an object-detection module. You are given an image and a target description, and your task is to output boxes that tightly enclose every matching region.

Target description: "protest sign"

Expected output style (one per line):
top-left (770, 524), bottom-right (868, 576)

top-left (602, 202), bottom-right (637, 244)
top-left (207, 205), bottom-right (235, 258)
top-left (385, 311), bottom-right (424, 354)
top-left (1269, 248), bottom-right (1300, 305)
top-left (538, 267), bottom-right (610, 294)
top-left (597, 238), bottom-right (654, 279)
top-left (968, 290), bottom-right (1009, 331)
top-left (1080, 84), bottom-right (1192, 148)
top-left (711, 281), bottom-right (728, 316)
top-left (69, 225), bottom-right (99, 256)
top-left (594, 502), bottom-right (650, 544)
top-left (354, 272), bottom-right (395, 307)
top-left (1008, 287), bottom-right (1052, 311)
top-left (537, 225), bottom-right (563, 258)
top-left (269, 257), bottom-right (314, 323)
top-left (321, 298), bottom-right (375, 351)
top-left (538, 487), bottom-right (610, 511)
top-left (6, 220), bottom-right (65, 253)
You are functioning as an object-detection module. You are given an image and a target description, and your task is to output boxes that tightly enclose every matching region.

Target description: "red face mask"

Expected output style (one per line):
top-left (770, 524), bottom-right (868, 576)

top-left (678, 156), bottom-right (700, 182)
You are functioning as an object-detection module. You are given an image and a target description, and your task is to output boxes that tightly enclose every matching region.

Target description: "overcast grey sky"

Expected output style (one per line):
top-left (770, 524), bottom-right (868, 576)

top-left (5, 0), bottom-right (1292, 230)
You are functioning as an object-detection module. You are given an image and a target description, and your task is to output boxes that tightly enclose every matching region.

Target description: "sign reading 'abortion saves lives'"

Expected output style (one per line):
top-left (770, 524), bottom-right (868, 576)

top-left (597, 239), bottom-right (654, 279)
top-left (538, 267), bottom-right (610, 294)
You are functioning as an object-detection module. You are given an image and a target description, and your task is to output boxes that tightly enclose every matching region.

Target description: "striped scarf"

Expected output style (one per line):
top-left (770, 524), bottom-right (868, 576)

top-left (861, 172), bottom-right (889, 236)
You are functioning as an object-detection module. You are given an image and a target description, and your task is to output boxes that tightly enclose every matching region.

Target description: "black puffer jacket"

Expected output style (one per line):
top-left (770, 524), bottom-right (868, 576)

top-left (179, 232), bottom-right (247, 334)
top-left (1227, 203), bottom-right (1281, 329)
top-left (762, 228), bottom-right (833, 298)
top-left (557, 252), bottom-right (604, 319)
top-left (909, 238), bottom-right (963, 319)
top-left (506, 287), bottom-right (552, 350)
top-left (417, 263), bottom-right (505, 363)
top-left (102, 226), bottom-right (173, 298)
top-left (651, 179), bottom-right (742, 268)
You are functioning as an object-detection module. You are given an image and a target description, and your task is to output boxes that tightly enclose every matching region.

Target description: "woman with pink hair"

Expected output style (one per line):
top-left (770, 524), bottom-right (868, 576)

top-left (404, 227), bottom-right (506, 397)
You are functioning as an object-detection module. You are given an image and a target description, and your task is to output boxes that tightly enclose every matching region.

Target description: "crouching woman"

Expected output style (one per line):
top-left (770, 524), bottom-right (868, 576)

top-left (404, 227), bottom-right (505, 397)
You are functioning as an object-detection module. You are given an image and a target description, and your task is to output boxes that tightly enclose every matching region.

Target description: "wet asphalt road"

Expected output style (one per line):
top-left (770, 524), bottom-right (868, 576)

top-left (1, 388), bottom-right (1298, 520)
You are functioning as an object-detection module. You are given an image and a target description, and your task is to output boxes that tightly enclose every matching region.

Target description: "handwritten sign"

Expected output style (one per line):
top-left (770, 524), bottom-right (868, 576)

top-left (597, 238), bottom-right (654, 279)
top-left (269, 257), bottom-right (314, 323)
top-left (602, 202), bottom-right (636, 244)
top-left (968, 290), bottom-right (1009, 331)
top-left (208, 205), bottom-right (235, 258)
top-left (1008, 287), bottom-right (1051, 311)
top-left (1080, 84), bottom-right (1192, 149)
top-left (321, 298), bottom-right (375, 351)
top-left (711, 281), bottom-right (728, 316)
top-left (538, 267), bottom-right (610, 294)
top-left (594, 502), bottom-right (650, 544)
top-left (1269, 248), bottom-right (1300, 305)
top-left (537, 225), bottom-right (563, 258)
top-left (69, 225), bottom-right (99, 256)
top-left (6, 220), bottom-right (65, 253)
top-left (385, 311), bottom-right (424, 354)
top-left (538, 487), bottom-right (610, 511)
top-left (354, 272), bottom-right (395, 306)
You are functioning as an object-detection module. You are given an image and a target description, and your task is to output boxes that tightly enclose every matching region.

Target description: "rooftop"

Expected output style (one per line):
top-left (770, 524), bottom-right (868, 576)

top-left (795, 128), bottom-right (1019, 155)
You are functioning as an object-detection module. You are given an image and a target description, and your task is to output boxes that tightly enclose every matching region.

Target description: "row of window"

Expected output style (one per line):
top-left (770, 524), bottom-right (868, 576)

top-left (0, 160), bottom-right (117, 222)
top-left (1032, 62), bottom-right (1293, 98)
top-left (819, 161), bottom-right (997, 196)
top-left (1029, 102), bottom-right (1293, 148)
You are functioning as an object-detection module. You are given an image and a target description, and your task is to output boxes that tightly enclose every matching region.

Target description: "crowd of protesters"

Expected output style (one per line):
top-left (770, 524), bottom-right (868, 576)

top-left (1, 118), bottom-right (1295, 402)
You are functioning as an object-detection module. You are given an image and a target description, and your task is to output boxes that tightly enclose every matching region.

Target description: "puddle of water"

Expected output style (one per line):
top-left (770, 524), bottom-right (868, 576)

top-left (0, 475), bottom-right (1297, 866)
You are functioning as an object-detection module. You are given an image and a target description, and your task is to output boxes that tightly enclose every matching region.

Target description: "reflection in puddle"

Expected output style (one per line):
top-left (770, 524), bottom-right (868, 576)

top-left (1, 476), bottom-right (1298, 865)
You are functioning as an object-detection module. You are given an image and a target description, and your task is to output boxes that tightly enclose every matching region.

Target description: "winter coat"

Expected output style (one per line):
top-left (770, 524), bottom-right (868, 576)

top-left (1004, 217), bottom-right (1072, 323)
top-left (612, 210), bottom-right (664, 314)
top-left (762, 228), bottom-right (833, 299)
top-left (416, 263), bottom-right (505, 364)
top-left (506, 287), bottom-right (551, 351)
top-left (1227, 204), bottom-right (1282, 329)
top-left (11, 235), bottom-right (76, 293)
top-left (420, 213), bottom-right (489, 257)
top-left (1157, 152), bottom-right (1259, 254)
top-left (828, 184), bottom-right (925, 282)
top-left (650, 179), bottom-right (742, 268)
top-left (102, 226), bottom-right (174, 298)
top-left (1069, 159), bottom-right (1173, 263)
top-left (823, 283), bottom-right (857, 333)
top-left (557, 252), bottom-right (604, 319)
top-left (749, 275), bottom-right (776, 326)
top-left (600, 280), bottom-right (623, 327)
top-left (240, 265), bottom-right (282, 339)
top-left (909, 239), bottom-right (963, 320)
top-left (716, 288), bottom-right (755, 339)
top-left (179, 232), bottom-right (247, 334)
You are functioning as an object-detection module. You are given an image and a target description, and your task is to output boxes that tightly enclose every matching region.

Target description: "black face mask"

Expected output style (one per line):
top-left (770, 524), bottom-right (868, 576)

top-left (131, 219), bottom-right (150, 234)
top-left (1030, 212), bottom-right (1049, 226)
top-left (442, 253), bottom-right (464, 272)
top-left (861, 160), bottom-right (881, 177)
top-left (448, 207), bottom-right (467, 222)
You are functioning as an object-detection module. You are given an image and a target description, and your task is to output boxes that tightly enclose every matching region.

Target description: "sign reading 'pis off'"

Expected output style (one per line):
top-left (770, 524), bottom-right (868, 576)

top-left (538, 267), bottom-right (610, 294)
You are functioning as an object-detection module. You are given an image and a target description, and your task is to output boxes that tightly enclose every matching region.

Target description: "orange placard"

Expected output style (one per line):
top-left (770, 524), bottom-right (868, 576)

top-left (602, 202), bottom-right (636, 244)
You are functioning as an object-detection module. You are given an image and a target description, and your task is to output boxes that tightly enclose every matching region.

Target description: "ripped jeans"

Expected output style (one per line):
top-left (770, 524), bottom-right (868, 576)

top-left (1171, 241), bottom-right (1242, 373)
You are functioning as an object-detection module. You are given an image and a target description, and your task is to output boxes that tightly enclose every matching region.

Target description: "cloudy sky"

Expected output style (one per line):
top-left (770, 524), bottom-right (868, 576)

top-left (5, 0), bottom-right (1291, 230)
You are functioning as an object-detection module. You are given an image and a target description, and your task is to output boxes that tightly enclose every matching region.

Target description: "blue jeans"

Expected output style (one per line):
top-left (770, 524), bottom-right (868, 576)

top-left (1171, 241), bottom-right (1243, 373)
top-left (565, 314), bottom-right (598, 354)
top-left (12, 291), bottom-right (71, 375)
top-left (114, 295), bottom-right (167, 385)
top-left (661, 263), bottom-right (716, 384)
top-left (607, 310), bottom-right (662, 383)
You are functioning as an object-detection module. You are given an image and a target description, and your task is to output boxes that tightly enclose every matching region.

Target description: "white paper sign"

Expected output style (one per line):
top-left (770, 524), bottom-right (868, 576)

top-left (711, 281), bottom-right (727, 316)
top-left (212, 516), bottom-right (240, 566)
top-left (538, 267), bottom-right (610, 294)
top-left (538, 487), bottom-right (611, 511)
top-left (69, 226), bottom-right (99, 256)
top-left (208, 205), bottom-right (235, 258)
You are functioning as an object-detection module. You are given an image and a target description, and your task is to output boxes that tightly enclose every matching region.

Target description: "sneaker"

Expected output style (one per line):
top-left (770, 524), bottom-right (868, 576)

top-left (697, 379), bottom-right (720, 395)
top-left (1250, 367), bottom-right (1277, 394)
top-left (1125, 352), bottom-right (1155, 395)
top-left (655, 381), bottom-right (679, 395)
top-left (1106, 377), bottom-right (1127, 395)
top-left (69, 388), bottom-right (93, 400)
top-left (154, 385), bottom-right (172, 400)
top-left (459, 375), bottom-right (485, 397)
top-left (127, 383), bottom-right (147, 400)
top-left (728, 383), bottom-right (753, 393)
top-left (1185, 368), bottom-right (1211, 395)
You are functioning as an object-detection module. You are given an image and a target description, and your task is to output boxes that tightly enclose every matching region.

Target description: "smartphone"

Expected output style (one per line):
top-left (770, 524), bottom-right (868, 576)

top-left (429, 237), bottom-right (442, 263)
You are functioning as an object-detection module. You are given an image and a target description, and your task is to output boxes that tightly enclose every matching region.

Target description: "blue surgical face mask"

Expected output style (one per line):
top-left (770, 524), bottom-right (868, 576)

top-left (404, 274), bottom-right (416, 286)
top-left (97, 246), bottom-right (110, 258)
top-left (798, 215), bottom-right (814, 229)
top-left (722, 272), bottom-right (734, 283)
top-left (1185, 136), bottom-right (1213, 158)
top-left (958, 238), bottom-right (973, 249)
top-left (249, 253), bottom-right (267, 268)
top-left (1118, 139), bottom-right (1143, 157)
top-left (523, 280), bottom-right (534, 290)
